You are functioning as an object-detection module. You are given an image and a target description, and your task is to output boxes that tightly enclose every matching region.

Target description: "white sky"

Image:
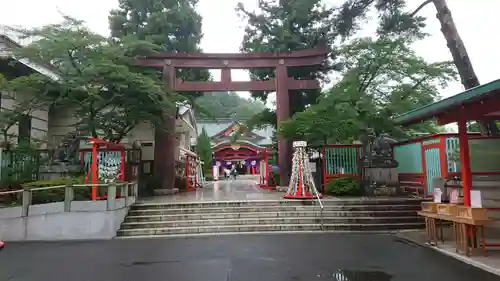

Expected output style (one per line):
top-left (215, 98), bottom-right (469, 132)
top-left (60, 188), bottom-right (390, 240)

top-left (0, 0), bottom-right (499, 103)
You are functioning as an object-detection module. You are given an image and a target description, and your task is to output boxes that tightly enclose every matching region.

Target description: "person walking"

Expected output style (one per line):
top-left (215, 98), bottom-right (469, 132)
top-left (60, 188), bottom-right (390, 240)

top-left (230, 164), bottom-right (237, 180)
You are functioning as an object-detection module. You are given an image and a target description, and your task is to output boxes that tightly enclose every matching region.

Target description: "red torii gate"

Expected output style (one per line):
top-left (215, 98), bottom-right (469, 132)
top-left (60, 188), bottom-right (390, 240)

top-left (136, 48), bottom-right (327, 189)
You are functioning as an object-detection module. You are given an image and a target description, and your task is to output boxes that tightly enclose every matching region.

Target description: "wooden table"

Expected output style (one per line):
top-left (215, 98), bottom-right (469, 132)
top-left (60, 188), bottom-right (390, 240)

top-left (418, 211), bottom-right (447, 245)
top-left (417, 211), bottom-right (491, 256)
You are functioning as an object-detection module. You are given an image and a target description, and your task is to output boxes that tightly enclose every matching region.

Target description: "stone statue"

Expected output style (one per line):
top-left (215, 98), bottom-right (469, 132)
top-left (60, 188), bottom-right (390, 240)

top-left (362, 130), bottom-right (398, 168)
top-left (49, 132), bottom-right (86, 164)
top-left (371, 133), bottom-right (397, 158)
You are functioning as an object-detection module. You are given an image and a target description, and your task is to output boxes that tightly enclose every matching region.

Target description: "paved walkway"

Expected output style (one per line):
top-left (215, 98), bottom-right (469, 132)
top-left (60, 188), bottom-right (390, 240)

top-left (1, 233), bottom-right (498, 281)
top-left (140, 177), bottom-right (283, 203)
top-left (397, 230), bottom-right (500, 276)
top-left (140, 177), bottom-right (423, 204)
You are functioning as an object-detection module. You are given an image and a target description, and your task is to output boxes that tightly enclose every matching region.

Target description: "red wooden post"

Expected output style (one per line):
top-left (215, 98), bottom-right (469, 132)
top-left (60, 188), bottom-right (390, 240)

top-left (265, 150), bottom-right (269, 187)
top-left (120, 149), bottom-right (125, 182)
top-left (194, 158), bottom-right (198, 188)
top-left (91, 142), bottom-right (98, 201)
top-left (458, 120), bottom-right (472, 206)
top-left (185, 156), bottom-right (190, 190)
top-left (322, 146), bottom-right (327, 192)
top-left (153, 64), bottom-right (177, 191)
top-left (275, 64), bottom-right (291, 187)
top-left (439, 136), bottom-right (448, 180)
top-left (420, 142), bottom-right (428, 197)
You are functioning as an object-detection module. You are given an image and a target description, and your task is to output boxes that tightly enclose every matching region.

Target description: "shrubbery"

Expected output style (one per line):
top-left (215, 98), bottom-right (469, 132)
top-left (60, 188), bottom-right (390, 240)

top-left (325, 176), bottom-right (362, 196)
top-left (23, 176), bottom-right (91, 204)
top-left (2, 176), bottom-right (91, 205)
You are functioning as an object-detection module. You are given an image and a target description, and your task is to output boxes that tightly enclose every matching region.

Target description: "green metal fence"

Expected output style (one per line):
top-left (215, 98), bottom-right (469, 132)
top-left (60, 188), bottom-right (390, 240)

top-left (0, 149), bottom-right (50, 182)
top-left (323, 145), bottom-right (361, 179)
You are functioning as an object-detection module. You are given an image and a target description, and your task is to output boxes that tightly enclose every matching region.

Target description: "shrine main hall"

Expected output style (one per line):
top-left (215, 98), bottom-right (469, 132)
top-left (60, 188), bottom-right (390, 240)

top-left (195, 119), bottom-right (274, 175)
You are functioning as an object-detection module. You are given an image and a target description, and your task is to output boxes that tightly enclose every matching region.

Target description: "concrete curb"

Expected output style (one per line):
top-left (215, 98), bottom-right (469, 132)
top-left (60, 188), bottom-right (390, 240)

top-left (396, 232), bottom-right (500, 277)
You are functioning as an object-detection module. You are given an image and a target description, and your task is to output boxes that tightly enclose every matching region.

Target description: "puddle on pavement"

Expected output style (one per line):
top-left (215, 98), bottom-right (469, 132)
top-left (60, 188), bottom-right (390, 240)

top-left (333, 269), bottom-right (392, 281)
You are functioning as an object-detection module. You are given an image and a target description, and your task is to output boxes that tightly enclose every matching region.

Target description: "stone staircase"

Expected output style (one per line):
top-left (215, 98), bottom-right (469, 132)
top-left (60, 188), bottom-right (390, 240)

top-left (115, 198), bottom-right (426, 238)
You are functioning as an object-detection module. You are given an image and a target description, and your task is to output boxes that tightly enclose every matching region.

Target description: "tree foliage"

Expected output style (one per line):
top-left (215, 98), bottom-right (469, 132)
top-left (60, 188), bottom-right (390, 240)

top-left (237, 0), bottom-right (341, 126)
top-left (336, 0), bottom-right (498, 135)
top-left (194, 92), bottom-right (265, 120)
top-left (279, 37), bottom-right (457, 144)
top-left (195, 128), bottom-right (212, 173)
top-left (335, 0), bottom-right (428, 39)
top-left (6, 16), bottom-right (173, 142)
top-left (109, 0), bottom-right (210, 100)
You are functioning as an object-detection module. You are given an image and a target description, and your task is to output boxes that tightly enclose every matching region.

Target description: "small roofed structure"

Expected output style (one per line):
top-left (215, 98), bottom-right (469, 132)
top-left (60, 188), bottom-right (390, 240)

top-left (394, 79), bottom-right (500, 207)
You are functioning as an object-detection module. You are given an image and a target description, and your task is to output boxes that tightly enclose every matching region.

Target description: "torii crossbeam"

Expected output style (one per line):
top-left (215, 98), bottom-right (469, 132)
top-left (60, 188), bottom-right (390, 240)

top-left (136, 48), bottom-right (328, 190)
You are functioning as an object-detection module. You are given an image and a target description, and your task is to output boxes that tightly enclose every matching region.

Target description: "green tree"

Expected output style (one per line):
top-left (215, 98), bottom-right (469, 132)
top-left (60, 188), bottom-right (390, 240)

top-left (6, 16), bottom-right (171, 142)
top-left (335, 0), bottom-right (498, 134)
top-left (237, 0), bottom-right (341, 127)
top-left (108, 0), bottom-right (210, 96)
top-left (195, 92), bottom-right (265, 120)
top-left (196, 128), bottom-right (212, 174)
top-left (280, 37), bottom-right (457, 144)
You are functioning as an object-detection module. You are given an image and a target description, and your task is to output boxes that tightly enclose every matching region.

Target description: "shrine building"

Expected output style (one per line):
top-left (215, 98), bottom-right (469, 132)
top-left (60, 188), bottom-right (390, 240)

top-left (195, 119), bottom-right (274, 175)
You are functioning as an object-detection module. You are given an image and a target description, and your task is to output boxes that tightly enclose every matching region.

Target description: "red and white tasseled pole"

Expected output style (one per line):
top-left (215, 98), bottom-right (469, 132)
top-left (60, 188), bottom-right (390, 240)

top-left (284, 141), bottom-right (321, 199)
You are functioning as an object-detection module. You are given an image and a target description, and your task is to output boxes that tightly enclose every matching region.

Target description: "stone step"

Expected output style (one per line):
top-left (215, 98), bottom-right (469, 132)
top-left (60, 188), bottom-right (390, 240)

top-left (124, 210), bottom-right (419, 222)
top-left (120, 216), bottom-right (422, 229)
top-left (128, 204), bottom-right (420, 216)
top-left (116, 222), bottom-right (425, 237)
top-left (132, 199), bottom-right (425, 210)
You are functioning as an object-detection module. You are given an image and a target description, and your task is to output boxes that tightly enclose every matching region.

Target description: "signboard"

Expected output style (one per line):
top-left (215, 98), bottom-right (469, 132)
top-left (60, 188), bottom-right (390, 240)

top-left (471, 190), bottom-right (483, 208)
top-left (433, 188), bottom-right (442, 203)
top-left (293, 141), bottom-right (307, 148)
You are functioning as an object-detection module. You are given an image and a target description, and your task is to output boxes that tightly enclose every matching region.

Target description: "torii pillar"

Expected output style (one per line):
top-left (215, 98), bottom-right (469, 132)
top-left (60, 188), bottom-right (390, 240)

top-left (275, 63), bottom-right (291, 186)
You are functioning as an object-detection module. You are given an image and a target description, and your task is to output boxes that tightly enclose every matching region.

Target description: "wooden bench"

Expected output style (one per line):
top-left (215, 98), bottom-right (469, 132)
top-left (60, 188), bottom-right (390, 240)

top-left (418, 211), bottom-right (491, 256)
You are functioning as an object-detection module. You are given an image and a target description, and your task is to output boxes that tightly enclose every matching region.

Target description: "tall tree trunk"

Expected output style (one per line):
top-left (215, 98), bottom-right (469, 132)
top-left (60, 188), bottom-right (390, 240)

top-left (431, 0), bottom-right (498, 135)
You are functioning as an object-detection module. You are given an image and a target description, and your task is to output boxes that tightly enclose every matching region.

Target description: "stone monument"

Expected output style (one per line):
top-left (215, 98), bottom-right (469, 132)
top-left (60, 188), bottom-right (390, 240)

top-left (360, 129), bottom-right (400, 195)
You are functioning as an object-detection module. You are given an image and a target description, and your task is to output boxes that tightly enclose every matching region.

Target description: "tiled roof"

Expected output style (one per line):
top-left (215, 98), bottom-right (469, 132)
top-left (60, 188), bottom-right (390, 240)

top-left (196, 120), bottom-right (274, 146)
top-left (395, 79), bottom-right (500, 125)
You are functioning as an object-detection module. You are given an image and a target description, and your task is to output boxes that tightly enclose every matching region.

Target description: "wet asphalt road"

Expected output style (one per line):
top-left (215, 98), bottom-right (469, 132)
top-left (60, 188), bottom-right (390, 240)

top-left (0, 233), bottom-right (498, 281)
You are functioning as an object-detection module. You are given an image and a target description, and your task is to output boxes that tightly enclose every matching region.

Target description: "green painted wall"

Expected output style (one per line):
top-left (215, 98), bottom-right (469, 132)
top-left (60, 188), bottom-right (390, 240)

top-left (394, 143), bottom-right (422, 173)
top-left (446, 137), bottom-right (500, 173)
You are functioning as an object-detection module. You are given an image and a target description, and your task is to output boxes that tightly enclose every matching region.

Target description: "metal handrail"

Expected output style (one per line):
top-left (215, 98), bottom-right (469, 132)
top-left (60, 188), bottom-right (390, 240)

top-left (310, 181), bottom-right (324, 230)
